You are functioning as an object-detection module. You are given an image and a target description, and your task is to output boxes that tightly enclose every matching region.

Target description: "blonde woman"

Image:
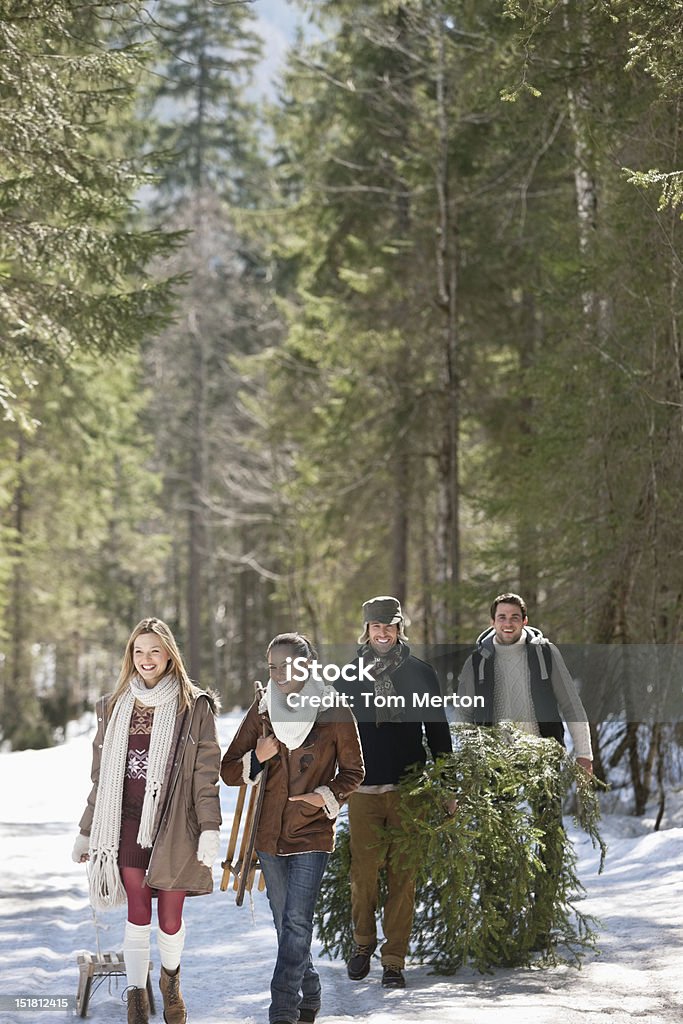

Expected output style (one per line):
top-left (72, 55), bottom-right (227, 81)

top-left (73, 617), bottom-right (221, 1024)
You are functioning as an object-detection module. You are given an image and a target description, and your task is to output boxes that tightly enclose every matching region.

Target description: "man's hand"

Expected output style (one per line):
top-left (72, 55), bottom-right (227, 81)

top-left (576, 757), bottom-right (593, 775)
top-left (289, 792), bottom-right (325, 808)
top-left (256, 734), bottom-right (279, 762)
top-left (444, 798), bottom-right (458, 816)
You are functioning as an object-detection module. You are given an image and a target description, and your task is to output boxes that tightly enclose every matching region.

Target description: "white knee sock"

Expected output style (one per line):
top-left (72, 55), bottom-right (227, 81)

top-left (123, 921), bottom-right (151, 989)
top-left (157, 920), bottom-right (186, 972)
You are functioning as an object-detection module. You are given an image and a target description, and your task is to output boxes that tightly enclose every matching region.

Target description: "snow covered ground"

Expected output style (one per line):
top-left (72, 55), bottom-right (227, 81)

top-left (1, 711), bottom-right (682, 1024)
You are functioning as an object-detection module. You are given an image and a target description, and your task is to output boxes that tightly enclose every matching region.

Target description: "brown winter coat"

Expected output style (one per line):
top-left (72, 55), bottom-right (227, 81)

top-left (79, 690), bottom-right (222, 895)
top-left (221, 701), bottom-right (364, 856)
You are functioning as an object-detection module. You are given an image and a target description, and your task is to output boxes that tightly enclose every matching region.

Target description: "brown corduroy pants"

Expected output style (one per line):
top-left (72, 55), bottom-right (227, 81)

top-left (348, 791), bottom-right (416, 969)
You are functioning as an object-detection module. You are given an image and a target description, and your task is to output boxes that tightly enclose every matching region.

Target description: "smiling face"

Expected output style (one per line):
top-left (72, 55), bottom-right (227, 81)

top-left (133, 632), bottom-right (171, 688)
top-left (268, 644), bottom-right (307, 696)
top-left (491, 602), bottom-right (528, 645)
top-left (367, 621), bottom-right (399, 654)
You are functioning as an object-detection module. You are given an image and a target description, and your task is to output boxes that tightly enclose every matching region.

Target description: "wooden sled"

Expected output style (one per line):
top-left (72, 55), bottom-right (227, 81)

top-left (76, 950), bottom-right (156, 1018)
top-left (220, 683), bottom-right (269, 905)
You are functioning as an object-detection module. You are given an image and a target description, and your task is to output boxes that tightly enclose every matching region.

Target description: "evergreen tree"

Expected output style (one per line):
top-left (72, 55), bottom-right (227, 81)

top-left (0, 0), bottom-right (177, 421)
top-left (316, 725), bottom-right (605, 972)
top-left (139, 0), bottom-right (277, 693)
top-left (475, 0), bottom-right (683, 806)
top-left (142, 0), bottom-right (264, 204)
top-left (259, 0), bottom-right (524, 641)
top-left (0, 352), bottom-right (167, 748)
top-left (0, 0), bottom-right (180, 746)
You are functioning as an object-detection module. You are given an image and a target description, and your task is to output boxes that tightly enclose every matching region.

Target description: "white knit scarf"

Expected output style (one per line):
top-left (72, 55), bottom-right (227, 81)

top-left (87, 674), bottom-right (180, 911)
top-left (262, 676), bottom-right (333, 751)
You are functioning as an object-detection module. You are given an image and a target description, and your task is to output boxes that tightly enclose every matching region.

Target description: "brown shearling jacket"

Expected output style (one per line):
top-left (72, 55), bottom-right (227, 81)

top-left (221, 701), bottom-right (364, 856)
top-left (78, 689), bottom-right (221, 895)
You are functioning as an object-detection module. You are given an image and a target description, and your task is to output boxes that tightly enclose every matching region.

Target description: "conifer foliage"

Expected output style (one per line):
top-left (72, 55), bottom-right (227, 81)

top-left (0, 1), bottom-right (176, 416)
top-left (0, 1), bottom-right (178, 746)
top-left (315, 726), bottom-right (605, 972)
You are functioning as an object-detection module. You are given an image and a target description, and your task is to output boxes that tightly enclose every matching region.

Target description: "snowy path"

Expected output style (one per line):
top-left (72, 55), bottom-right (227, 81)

top-left (0, 712), bottom-right (682, 1023)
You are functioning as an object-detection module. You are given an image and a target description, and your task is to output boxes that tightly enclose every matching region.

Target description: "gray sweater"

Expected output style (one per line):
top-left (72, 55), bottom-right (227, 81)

top-left (457, 634), bottom-right (592, 761)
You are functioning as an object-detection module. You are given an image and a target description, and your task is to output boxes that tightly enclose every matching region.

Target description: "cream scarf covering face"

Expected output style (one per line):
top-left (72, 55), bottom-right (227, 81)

top-left (88, 674), bottom-right (179, 911)
top-left (262, 676), bottom-right (335, 751)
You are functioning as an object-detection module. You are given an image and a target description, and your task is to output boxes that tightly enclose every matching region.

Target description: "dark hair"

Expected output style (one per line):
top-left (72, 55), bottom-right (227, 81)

top-left (490, 593), bottom-right (528, 620)
top-left (267, 632), bottom-right (318, 661)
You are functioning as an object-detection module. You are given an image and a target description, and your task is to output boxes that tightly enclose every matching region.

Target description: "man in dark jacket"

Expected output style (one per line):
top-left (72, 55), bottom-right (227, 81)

top-left (338, 595), bottom-right (453, 990)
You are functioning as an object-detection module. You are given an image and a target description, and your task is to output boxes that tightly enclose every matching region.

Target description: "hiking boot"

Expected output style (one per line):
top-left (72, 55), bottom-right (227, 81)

top-left (298, 1009), bottom-right (318, 1022)
top-left (126, 986), bottom-right (150, 1024)
top-left (159, 965), bottom-right (187, 1024)
top-left (347, 942), bottom-right (376, 980)
top-left (381, 966), bottom-right (406, 989)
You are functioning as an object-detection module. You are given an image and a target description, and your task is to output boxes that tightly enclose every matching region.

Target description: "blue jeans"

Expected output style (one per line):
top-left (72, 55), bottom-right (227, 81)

top-left (258, 850), bottom-right (329, 1024)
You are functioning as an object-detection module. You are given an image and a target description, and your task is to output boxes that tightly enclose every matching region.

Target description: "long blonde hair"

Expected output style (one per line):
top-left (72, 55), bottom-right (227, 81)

top-left (108, 617), bottom-right (198, 712)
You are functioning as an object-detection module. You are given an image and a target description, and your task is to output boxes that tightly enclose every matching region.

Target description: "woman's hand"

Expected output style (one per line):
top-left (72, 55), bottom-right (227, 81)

top-left (288, 792), bottom-right (325, 808)
top-left (197, 829), bottom-right (221, 868)
top-left (72, 834), bottom-right (90, 863)
top-left (256, 734), bottom-right (279, 762)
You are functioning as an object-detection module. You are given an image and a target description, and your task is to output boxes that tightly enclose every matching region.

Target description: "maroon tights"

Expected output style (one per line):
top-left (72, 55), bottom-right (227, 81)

top-left (121, 866), bottom-right (186, 933)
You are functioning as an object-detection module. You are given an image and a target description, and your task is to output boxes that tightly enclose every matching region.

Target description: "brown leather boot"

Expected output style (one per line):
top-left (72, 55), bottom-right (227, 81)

top-left (159, 965), bottom-right (187, 1024)
top-left (126, 986), bottom-right (149, 1024)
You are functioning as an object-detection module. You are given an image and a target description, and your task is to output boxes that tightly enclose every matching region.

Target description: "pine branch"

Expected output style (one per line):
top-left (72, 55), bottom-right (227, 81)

top-left (315, 724), bottom-right (607, 973)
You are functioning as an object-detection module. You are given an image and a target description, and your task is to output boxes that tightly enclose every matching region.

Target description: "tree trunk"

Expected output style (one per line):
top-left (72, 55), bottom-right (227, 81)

top-left (238, 531), bottom-right (252, 703)
top-left (4, 435), bottom-right (43, 747)
top-left (517, 290), bottom-right (541, 605)
top-left (392, 449), bottom-right (409, 606)
top-left (419, 498), bottom-right (434, 648)
top-left (433, 15), bottom-right (460, 642)
top-left (187, 306), bottom-right (207, 683)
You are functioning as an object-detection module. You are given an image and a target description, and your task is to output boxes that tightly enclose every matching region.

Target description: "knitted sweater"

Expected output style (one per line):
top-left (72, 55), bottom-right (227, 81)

top-left (457, 633), bottom-right (592, 760)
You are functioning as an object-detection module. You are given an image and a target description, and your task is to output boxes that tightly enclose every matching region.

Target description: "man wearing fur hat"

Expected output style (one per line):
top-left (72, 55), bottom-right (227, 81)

top-left (340, 595), bottom-right (453, 990)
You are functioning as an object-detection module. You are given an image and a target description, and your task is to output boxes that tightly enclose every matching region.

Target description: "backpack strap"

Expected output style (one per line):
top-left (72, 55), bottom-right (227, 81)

top-left (471, 640), bottom-right (565, 746)
top-left (470, 649), bottom-right (493, 725)
top-left (529, 643), bottom-right (565, 746)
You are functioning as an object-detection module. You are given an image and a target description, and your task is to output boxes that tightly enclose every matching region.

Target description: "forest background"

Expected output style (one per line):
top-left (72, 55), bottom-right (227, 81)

top-left (1, 0), bottom-right (681, 818)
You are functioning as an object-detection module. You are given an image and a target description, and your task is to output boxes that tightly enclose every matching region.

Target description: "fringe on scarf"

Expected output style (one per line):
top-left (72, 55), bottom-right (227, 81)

top-left (87, 849), bottom-right (127, 911)
top-left (137, 781), bottom-right (161, 849)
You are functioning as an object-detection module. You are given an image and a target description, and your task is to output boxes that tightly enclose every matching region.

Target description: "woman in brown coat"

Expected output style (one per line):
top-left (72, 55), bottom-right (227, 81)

top-left (73, 617), bottom-right (221, 1024)
top-left (222, 633), bottom-right (364, 1024)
